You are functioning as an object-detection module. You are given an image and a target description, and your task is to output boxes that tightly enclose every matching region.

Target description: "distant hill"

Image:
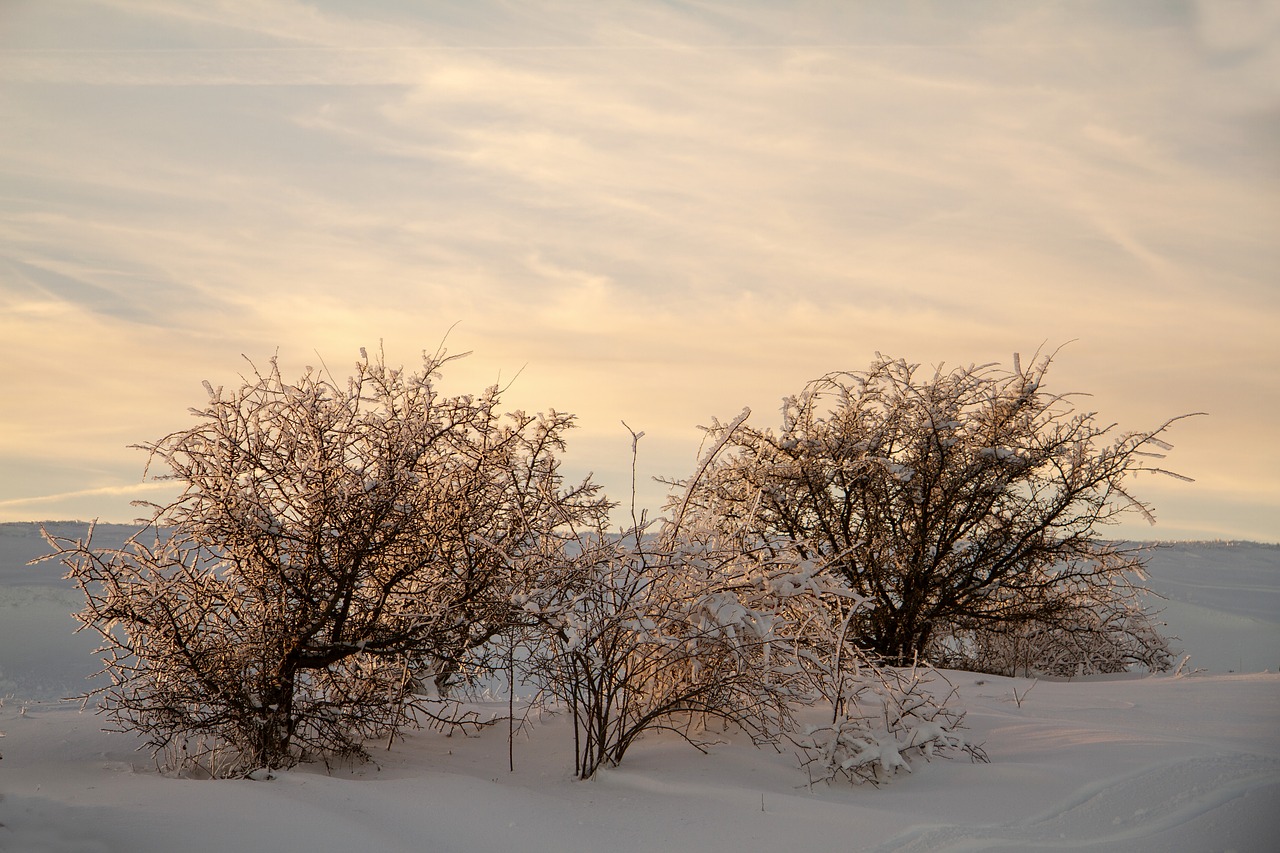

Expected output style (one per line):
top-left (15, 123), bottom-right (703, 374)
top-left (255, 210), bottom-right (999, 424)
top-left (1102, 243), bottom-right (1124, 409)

top-left (1, 521), bottom-right (143, 588)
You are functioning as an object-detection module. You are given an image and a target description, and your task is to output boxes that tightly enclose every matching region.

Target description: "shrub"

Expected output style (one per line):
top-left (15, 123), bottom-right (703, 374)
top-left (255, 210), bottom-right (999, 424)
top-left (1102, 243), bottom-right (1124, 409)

top-left (38, 347), bottom-right (603, 775)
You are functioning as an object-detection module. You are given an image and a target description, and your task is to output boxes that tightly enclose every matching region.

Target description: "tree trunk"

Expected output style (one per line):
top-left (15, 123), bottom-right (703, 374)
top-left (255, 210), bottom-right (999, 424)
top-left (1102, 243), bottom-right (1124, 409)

top-left (252, 671), bottom-right (297, 770)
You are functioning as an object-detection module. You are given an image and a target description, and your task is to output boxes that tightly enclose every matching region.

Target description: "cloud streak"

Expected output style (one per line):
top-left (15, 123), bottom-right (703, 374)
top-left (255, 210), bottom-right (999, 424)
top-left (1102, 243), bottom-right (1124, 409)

top-left (0, 481), bottom-right (175, 510)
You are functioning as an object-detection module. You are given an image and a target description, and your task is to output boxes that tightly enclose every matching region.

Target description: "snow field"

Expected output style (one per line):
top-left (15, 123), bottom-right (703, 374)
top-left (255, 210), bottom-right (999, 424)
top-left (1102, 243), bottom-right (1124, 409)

top-left (1, 526), bottom-right (1277, 852)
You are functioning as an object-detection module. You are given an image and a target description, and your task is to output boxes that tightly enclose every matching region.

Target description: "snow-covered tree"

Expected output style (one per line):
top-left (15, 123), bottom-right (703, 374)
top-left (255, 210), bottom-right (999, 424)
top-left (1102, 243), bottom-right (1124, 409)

top-left (37, 347), bottom-right (603, 776)
top-left (679, 351), bottom-right (1191, 673)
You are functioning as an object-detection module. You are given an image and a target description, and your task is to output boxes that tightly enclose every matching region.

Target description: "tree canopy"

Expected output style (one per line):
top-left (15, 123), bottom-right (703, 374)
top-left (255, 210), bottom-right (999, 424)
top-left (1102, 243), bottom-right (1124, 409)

top-left (680, 352), bottom-right (1192, 669)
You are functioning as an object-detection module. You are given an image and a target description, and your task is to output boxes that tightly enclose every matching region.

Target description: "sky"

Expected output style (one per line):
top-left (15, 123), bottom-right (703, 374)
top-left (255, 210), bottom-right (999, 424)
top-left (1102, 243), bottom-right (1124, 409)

top-left (1, 0), bottom-right (1277, 542)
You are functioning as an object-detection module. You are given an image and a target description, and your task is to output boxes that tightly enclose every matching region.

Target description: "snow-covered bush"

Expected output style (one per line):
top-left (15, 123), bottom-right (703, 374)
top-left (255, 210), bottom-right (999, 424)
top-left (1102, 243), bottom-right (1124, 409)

top-left (770, 585), bottom-right (985, 785)
top-left (929, 558), bottom-right (1173, 677)
top-left (504, 419), bottom-right (799, 777)
top-left (512, 522), bottom-right (797, 778)
top-left (792, 661), bottom-right (983, 785)
top-left (36, 346), bottom-right (603, 776)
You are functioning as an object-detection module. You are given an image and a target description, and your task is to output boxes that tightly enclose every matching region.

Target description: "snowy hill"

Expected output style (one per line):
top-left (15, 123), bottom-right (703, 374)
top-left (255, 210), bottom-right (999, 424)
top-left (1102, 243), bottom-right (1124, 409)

top-left (1, 523), bottom-right (1277, 852)
top-left (1138, 541), bottom-right (1280, 673)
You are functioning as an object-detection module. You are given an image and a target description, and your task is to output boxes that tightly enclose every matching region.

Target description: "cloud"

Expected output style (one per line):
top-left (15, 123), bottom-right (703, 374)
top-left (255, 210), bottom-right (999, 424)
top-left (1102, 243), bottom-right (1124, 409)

top-left (0, 0), bottom-right (1276, 540)
top-left (0, 481), bottom-right (175, 510)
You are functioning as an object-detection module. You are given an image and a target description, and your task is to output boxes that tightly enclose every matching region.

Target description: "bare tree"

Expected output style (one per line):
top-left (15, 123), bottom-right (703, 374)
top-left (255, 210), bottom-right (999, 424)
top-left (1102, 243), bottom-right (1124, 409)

top-left (680, 351), bottom-right (1194, 671)
top-left (37, 346), bottom-right (603, 776)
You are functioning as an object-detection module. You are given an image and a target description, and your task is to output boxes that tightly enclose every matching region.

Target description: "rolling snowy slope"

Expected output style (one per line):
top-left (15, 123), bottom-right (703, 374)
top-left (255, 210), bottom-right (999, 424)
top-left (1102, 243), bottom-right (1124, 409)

top-left (1140, 541), bottom-right (1280, 672)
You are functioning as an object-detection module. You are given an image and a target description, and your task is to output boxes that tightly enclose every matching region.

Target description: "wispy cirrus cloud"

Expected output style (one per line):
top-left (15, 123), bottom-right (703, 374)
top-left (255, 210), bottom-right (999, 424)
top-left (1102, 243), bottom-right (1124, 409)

top-left (0, 481), bottom-right (175, 510)
top-left (1, 0), bottom-right (1276, 538)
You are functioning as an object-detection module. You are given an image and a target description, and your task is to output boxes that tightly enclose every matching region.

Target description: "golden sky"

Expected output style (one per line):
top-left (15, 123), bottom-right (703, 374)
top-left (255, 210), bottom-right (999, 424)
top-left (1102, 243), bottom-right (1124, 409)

top-left (2, 0), bottom-right (1278, 540)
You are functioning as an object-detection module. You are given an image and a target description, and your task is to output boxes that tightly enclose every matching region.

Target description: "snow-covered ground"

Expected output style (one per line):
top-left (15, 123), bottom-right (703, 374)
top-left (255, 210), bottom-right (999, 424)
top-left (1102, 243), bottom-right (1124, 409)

top-left (2, 523), bottom-right (1278, 852)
